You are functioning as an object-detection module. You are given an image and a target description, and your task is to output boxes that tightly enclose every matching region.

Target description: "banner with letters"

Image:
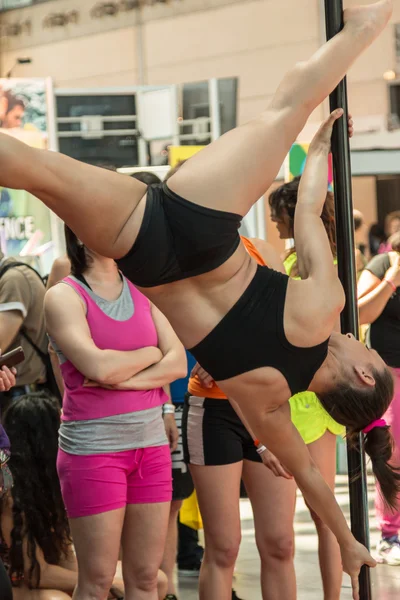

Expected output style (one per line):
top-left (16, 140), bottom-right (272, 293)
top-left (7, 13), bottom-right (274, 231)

top-left (0, 78), bottom-right (53, 260)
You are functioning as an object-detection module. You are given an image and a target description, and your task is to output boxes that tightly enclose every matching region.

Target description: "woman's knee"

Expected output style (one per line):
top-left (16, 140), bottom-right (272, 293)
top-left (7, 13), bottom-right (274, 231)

top-left (77, 566), bottom-right (115, 598)
top-left (205, 533), bottom-right (241, 569)
top-left (125, 565), bottom-right (159, 593)
top-left (257, 531), bottom-right (295, 563)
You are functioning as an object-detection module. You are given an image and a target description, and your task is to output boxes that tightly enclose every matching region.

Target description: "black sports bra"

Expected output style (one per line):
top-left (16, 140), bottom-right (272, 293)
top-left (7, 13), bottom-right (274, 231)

top-left (189, 265), bottom-right (329, 395)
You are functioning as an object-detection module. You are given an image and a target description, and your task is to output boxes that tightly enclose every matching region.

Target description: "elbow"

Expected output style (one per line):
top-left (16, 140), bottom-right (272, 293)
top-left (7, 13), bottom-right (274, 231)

top-left (170, 351), bottom-right (188, 382)
top-left (90, 353), bottom-right (122, 386)
top-left (95, 369), bottom-right (122, 386)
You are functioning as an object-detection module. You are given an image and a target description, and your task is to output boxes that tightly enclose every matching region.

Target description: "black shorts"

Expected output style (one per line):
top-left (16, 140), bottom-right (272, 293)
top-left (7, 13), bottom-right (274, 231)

top-left (182, 395), bottom-right (261, 466)
top-left (116, 183), bottom-right (242, 288)
top-left (171, 403), bottom-right (194, 501)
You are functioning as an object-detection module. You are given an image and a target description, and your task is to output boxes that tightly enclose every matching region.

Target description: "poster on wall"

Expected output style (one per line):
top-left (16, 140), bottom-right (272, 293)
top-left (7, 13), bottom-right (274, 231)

top-left (0, 78), bottom-right (54, 261)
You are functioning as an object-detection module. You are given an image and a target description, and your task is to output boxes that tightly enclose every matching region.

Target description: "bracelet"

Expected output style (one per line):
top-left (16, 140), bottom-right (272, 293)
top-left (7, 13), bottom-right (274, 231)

top-left (256, 445), bottom-right (267, 455)
top-left (162, 404), bottom-right (176, 415)
top-left (254, 438), bottom-right (260, 447)
top-left (384, 278), bottom-right (397, 293)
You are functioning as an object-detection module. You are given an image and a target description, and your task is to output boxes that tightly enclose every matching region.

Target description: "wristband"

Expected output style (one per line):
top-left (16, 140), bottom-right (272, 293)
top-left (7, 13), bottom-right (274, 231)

top-left (256, 445), bottom-right (267, 455)
top-left (384, 278), bottom-right (397, 293)
top-left (162, 404), bottom-right (176, 415)
top-left (254, 439), bottom-right (260, 447)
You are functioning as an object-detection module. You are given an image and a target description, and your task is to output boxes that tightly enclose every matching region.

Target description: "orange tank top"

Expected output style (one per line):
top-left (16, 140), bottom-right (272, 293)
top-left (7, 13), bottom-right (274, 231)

top-left (188, 236), bottom-right (267, 399)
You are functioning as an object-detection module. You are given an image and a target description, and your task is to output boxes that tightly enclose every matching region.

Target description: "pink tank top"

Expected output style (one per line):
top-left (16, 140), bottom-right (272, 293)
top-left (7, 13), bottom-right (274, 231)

top-left (61, 276), bottom-right (168, 421)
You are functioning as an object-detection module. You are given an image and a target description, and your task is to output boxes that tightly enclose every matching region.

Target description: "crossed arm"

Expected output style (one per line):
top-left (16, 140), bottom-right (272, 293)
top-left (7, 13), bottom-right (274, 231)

top-left (44, 284), bottom-right (187, 389)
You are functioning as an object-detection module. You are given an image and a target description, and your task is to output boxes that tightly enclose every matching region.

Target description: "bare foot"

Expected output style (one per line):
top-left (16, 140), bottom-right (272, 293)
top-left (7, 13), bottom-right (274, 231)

top-left (344, 0), bottom-right (392, 41)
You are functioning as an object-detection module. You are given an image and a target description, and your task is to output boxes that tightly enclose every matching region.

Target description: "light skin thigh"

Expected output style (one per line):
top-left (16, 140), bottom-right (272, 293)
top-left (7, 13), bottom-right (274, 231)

top-left (120, 503), bottom-right (170, 600)
top-left (69, 508), bottom-right (126, 600)
top-left (241, 459), bottom-right (297, 600)
top-left (190, 462), bottom-right (243, 600)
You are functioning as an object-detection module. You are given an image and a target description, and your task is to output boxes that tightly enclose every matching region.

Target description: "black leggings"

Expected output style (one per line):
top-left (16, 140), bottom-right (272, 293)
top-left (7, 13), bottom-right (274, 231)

top-left (0, 560), bottom-right (12, 600)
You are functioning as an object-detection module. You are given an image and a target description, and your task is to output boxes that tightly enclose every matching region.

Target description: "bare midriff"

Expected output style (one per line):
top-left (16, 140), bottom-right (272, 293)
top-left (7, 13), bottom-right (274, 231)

top-left (138, 243), bottom-right (257, 349)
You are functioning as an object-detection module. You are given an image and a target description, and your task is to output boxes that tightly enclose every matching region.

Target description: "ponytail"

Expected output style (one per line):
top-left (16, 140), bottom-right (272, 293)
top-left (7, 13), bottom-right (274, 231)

top-left (364, 425), bottom-right (400, 509)
top-left (318, 366), bottom-right (398, 508)
top-left (64, 225), bottom-right (90, 277)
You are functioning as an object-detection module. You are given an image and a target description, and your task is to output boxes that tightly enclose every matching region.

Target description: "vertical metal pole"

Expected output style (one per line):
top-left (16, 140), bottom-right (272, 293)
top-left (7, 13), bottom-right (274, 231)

top-left (209, 78), bottom-right (222, 141)
top-left (324, 2), bottom-right (372, 599)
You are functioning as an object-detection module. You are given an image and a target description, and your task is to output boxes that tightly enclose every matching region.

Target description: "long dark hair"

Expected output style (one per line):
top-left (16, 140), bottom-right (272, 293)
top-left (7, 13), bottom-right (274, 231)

top-left (318, 367), bottom-right (400, 508)
top-left (64, 224), bottom-right (90, 277)
top-left (1, 393), bottom-right (71, 588)
top-left (269, 176), bottom-right (336, 274)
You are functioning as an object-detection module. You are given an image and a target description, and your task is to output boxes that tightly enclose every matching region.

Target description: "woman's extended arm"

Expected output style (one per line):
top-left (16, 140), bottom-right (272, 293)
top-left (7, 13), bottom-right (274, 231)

top-left (232, 388), bottom-right (375, 597)
top-left (112, 304), bottom-right (187, 390)
top-left (44, 284), bottom-right (162, 385)
top-left (294, 110), bottom-right (345, 294)
top-left (285, 111), bottom-right (349, 345)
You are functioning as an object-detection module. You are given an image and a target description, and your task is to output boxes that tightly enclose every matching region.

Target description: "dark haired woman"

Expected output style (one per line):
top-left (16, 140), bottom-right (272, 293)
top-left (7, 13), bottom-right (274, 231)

top-left (0, 6), bottom-right (395, 594)
top-left (0, 392), bottom-right (79, 600)
top-left (44, 228), bottom-right (186, 600)
top-left (358, 246), bottom-right (400, 565)
top-left (269, 177), bottom-right (345, 599)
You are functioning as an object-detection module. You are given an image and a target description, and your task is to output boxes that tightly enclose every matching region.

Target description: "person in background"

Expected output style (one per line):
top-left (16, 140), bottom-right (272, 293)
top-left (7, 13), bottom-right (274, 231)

top-left (185, 235), bottom-right (291, 600)
top-left (369, 223), bottom-right (386, 257)
top-left (379, 211), bottom-right (400, 254)
top-left (269, 177), bottom-right (345, 600)
top-left (0, 253), bottom-right (48, 412)
top-left (1, 91), bottom-right (25, 130)
top-left (1, 392), bottom-right (83, 600)
top-left (358, 236), bottom-right (400, 565)
top-left (45, 226), bottom-right (186, 600)
top-left (46, 251), bottom-right (180, 600)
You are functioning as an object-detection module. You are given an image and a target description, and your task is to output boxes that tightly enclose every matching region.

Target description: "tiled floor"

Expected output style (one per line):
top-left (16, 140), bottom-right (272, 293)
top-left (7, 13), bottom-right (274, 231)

top-left (176, 477), bottom-right (400, 599)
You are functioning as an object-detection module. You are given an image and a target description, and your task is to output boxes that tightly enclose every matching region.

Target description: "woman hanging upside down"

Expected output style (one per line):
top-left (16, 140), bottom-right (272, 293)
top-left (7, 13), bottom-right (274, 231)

top-left (0, 3), bottom-right (395, 598)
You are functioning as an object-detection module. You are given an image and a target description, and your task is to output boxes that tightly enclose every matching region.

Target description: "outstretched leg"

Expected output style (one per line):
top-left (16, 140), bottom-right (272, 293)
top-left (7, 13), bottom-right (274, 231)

top-left (0, 133), bottom-right (147, 257)
top-left (0, 1), bottom-right (391, 259)
top-left (168, 0), bottom-right (392, 216)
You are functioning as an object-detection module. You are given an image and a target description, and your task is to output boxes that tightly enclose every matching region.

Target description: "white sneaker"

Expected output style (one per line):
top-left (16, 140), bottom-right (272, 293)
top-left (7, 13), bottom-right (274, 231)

top-left (376, 537), bottom-right (400, 566)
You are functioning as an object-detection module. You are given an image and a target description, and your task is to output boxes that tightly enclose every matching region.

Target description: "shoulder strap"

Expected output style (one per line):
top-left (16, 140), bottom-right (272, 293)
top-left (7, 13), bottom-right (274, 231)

top-left (20, 328), bottom-right (47, 361)
top-left (0, 261), bottom-right (45, 286)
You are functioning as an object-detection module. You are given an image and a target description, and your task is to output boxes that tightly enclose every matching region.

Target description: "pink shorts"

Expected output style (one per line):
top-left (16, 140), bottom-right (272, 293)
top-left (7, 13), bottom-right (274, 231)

top-left (57, 445), bottom-right (172, 519)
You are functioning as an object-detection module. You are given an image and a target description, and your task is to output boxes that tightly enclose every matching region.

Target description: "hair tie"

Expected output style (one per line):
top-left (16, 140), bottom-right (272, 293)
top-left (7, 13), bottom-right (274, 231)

top-left (363, 419), bottom-right (387, 435)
